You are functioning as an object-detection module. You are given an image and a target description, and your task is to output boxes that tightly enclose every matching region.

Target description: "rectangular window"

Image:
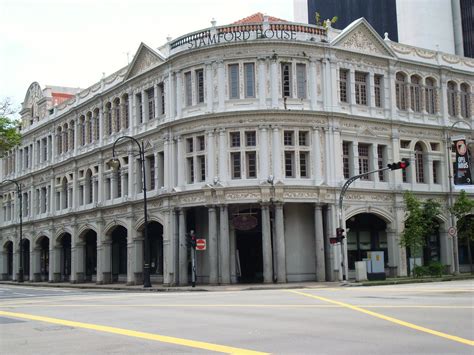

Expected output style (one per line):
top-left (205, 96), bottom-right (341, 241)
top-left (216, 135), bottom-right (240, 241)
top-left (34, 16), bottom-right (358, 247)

top-left (285, 151), bottom-right (295, 177)
top-left (158, 83), bottom-right (165, 116)
top-left (245, 131), bottom-right (256, 146)
top-left (231, 152), bottom-right (241, 179)
top-left (343, 141), bottom-right (350, 179)
top-left (198, 156), bottom-right (206, 182)
top-left (230, 132), bottom-right (240, 147)
top-left (147, 88), bottom-right (155, 120)
top-left (147, 155), bottom-right (155, 190)
top-left (185, 71), bottom-right (192, 106)
top-left (187, 157), bottom-right (194, 183)
top-left (197, 136), bottom-right (205, 151)
top-left (196, 69), bottom-right (204, 103)
top-left (355, 72), bottom-right (368, 105)
top-left (374, 75), bottom-right (383, 108)
top-left (339, 69), bottom-right (348, 103)
top-left (433, 161), bottom-right (440, 184)
top-left (296, 63), bottom-right (307, 99)
top-left (186, 137), bottom-right (193, 153)
top-left (377, 145), bottom-right (385, 181)
top-left (284, 131), bottom-right (294, 146)
top-left (244, 63), bottom-right (255, 98)
top-left (358, 144), bottom-right (370, 180)
top-left (298, 131), bottom-right (309, 146)
top-left (281, 63), bottom-right (292, 97)
top-left (229, 64), bottom-right (240, 99)
top-left (246, 152), bottom-right (257, 179)
top-left (300, 152), bottom-right (309, 178)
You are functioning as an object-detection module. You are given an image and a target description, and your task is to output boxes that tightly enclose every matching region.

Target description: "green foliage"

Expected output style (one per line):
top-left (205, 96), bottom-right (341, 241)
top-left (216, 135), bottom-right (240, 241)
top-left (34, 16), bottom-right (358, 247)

top-left (0, 98), bottom-right (21, 157)
top-left (412, 265), bottom-right (428, 278)
top-left (451, 190), bottom-right (474, 242)
top-left (412, 262), bottom-right (445, 278)
top-left (315, 12), bottom-right (338, 28)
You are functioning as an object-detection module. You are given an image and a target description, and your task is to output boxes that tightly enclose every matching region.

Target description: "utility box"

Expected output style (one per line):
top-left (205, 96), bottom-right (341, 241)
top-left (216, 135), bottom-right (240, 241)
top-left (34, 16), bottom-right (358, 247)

top-left (366, 251), bottom-right (386, 281)
top-left (355, 261), bottom-right (368, 281)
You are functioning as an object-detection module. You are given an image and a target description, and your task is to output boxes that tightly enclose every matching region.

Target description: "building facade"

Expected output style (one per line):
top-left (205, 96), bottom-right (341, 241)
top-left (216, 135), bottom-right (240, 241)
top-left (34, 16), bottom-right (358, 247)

top-left (294, 0), bottom-right (474, 58)
top-left (1, 15), bottom-right (473, 285)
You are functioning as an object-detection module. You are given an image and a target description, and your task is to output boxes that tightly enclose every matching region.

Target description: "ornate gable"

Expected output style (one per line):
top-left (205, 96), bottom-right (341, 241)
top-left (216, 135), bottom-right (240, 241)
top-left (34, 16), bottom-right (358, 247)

top-left (124, 43), bottom-right (164, 80)
top-left (331, 18), bottom-right (395, 58)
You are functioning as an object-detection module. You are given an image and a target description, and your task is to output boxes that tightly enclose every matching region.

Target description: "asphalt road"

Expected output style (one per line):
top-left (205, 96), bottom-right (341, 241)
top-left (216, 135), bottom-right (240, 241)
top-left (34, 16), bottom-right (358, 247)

top-left (0, 281), bottom-right (473, 354)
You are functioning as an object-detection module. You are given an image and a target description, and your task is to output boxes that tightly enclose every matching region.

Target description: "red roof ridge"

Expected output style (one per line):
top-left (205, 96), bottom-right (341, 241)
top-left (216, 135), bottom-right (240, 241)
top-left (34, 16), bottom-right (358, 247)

top-left (232, 12), bottom-right (288, 24)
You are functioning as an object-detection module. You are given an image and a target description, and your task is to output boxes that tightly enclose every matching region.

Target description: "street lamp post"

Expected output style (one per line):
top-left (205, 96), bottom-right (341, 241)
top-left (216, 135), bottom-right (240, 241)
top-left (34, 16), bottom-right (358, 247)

top-left (1, 179), bottom-right (23, 283)
top-left (109, 136), bottom-right (151, 288)
top-left (446, 119), bottom-right (473, 275)
top-left (267, 175), bottom-right (277, 283)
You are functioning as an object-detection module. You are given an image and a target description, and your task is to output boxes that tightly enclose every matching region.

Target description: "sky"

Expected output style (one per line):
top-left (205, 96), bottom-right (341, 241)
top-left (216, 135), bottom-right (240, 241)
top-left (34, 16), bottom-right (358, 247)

top-left (0, 0), bottom-right (294, 113)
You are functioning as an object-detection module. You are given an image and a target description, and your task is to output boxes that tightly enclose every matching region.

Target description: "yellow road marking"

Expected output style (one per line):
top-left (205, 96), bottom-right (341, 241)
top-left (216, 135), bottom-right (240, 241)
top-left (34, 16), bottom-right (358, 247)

top-left (1, 304), bottom-right (472, 309)
top-left (287, 290), bottom-right (474, 346)
top-left (0, 310), bottom-right (269, 355)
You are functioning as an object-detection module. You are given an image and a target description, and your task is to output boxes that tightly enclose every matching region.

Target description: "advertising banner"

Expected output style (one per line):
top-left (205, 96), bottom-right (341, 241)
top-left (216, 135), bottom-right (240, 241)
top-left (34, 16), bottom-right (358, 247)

top-left (453, 137), bottom-right (472, 188)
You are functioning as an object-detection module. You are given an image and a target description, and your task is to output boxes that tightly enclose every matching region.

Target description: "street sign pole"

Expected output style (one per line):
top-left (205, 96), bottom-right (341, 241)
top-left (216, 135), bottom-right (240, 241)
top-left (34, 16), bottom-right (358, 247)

top-left (191, 247), bottom-right (196, 288)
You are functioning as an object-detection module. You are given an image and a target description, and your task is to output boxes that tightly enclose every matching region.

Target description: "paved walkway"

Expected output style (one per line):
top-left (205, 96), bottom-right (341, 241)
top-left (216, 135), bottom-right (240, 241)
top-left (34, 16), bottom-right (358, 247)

top-left (0, 280), bottom-right (345, 292)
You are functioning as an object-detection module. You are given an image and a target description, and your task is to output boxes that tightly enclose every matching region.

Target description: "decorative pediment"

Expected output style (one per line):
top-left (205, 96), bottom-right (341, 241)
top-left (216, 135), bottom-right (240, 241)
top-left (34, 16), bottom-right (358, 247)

top-left (357, 126), bottom-right (377, 137)
top-left (124, 43), bottom-right (165, 80)
top-left (331, 18), bottom-right (396, 58)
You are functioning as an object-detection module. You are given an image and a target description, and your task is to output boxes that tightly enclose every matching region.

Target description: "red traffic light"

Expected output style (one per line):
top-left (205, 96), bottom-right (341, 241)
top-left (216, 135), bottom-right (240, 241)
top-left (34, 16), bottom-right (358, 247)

top-left (336, 228), bottom-right (345, 240)
top-left (387, 160), bottom-right (410, 170)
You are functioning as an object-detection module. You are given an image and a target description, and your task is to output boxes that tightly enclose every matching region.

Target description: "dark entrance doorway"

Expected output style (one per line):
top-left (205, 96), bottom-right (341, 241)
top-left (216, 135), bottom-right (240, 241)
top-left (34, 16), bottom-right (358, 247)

top-left (147, 222), bottom-right (164, 276)
top-left (22, 239), bottom-right (30, 280)
top-left (111, 226), bottom-right (127, 282)
top-left (59, 233), bottom-right (71, 281)
top-left (84, 230), bottom-right (97, 281)
top-left (346, 213), bottom-right (387, 270)
top-left (5, 241), bottom-right (13, 280)
top-left (39, 237), bottom-right (49, 281)
top-left (234, 209), bottom-right (263, 283)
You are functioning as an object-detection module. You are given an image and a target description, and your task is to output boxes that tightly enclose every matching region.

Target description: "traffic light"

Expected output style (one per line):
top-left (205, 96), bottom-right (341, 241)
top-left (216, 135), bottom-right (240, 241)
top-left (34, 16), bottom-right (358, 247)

top-left (186, 230), bottom-right (197, 248)
top-left (387, 160), bottom-right (410, 170)
top-left (336, 227), bottom-right (345, 242)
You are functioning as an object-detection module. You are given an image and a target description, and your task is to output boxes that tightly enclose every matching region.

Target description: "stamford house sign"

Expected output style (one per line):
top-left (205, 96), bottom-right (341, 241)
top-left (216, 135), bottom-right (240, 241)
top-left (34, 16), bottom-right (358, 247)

top-left (232, 214), bottom-right (258, 231)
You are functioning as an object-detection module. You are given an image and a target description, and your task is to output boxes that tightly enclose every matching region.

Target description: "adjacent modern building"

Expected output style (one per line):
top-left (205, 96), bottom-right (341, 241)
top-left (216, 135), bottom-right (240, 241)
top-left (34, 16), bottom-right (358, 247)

top-left (294, 0), bottom-right (474, 58)
top-left (1, 13), bottom-right (473, 286)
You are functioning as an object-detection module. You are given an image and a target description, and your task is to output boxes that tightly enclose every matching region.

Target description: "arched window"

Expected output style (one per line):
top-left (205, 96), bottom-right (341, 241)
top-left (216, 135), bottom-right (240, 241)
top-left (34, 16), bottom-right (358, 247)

top-left (86, 112), bottom-right (93, 144)
top-left (61, 177), bottom-right (68, 209)
top-left (122, 94), bottom-right (129, 129)
top-left (69, 120), bottom-right (75, 150)
top-left (105, 102), bottom-right (112, 135)
top-left (415, 143), bottom-right (425, 183)
top-left (396, 73), bottom-right (408, 110)
top-left (425, 77), bottom-right (436, 114)
top-left (113, 98), bottom-right (121, 133)
top-left (79, 115), bottom-right (86, 146)
top-left (447, 81), bottom-right (458, 117)
top-left (57, 127), bottom-right (63, 154)
top-left (410, 75), bottom-right (422, 112)
top-left (93, 108), bottom-right (100, 141)
top-left (63, 124), bottom-right (69, 152)
top-left (460, 83), bottom-right (471, 119)
top-left (85, 169), bottom-right (93, 204)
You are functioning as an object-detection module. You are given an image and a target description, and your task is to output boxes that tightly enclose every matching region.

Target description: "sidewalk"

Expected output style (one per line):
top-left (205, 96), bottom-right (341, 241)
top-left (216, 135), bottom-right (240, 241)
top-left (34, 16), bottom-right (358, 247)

top-left (0, 280), bottom-right (344, 292)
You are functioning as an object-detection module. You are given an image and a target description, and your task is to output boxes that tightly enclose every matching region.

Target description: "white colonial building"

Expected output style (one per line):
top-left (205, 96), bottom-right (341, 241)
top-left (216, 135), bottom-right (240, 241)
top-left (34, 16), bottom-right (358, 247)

top-left (1, 14), bottom-right (473, 285)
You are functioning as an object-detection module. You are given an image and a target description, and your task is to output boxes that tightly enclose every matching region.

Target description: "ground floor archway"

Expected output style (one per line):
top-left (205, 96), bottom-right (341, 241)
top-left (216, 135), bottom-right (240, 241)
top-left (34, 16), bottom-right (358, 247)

top-left (58, 233), bottom-right (71, 281)
top-left (38, 236), bottom-right (49, 281)
top-left (111, 226), bottom-right (127, 282)
top-left (346, 213), bottom-right (388, 270)
top-left (147, 222), bottom-right (164, 276)
top-left (3, 241), bottom-right (13, 280)
top-left (84, 230), bottom-right (97, 281)
top-left (22, 239), bottom-right (30, 280)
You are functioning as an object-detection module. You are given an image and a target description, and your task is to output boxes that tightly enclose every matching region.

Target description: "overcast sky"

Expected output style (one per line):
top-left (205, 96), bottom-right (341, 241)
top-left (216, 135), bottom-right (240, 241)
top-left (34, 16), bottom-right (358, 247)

top-left (0, 0), bottom-right (294, 111)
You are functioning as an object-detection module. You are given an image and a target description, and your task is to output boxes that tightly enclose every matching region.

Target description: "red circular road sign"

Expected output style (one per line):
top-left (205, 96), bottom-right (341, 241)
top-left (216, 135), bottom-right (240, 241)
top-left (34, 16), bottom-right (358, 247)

top-left (196, 238), bottom-right (206, 251)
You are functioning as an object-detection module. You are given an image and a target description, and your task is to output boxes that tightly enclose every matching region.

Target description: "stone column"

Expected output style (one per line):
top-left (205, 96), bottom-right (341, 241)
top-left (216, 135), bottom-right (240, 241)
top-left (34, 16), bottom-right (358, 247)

top-left (258, 58), bottom-right (267, 108)
top-left (309, 59), bottom-right (317, 110)
top-left (371, 143), bottom-right (379, 183)
top-left (172, 209), bottom-right (179, 285)
top-left (314, 204), bottom-right (326, 281)
top-left (176, 136), bottom-right (184, 188)
top-left (32, 245), bottom-right (41, 281)
top-left (272, 126), bottom-right (282, 181)
top-left (208, 206), bottom-right (218, 284)
top-left (386, 227), bottom-right (399, 277)
top-left (259, 125), bottom-right (270, 181)
top-left (325, 204), bottom-right (336, 281)
top-left (178, 208), bottom-right (188, 285)
top-left (274, 203), bottom-right (286, 283)
top-left (175, 71), bottom-right (183, 119)
top-left (206, 130), bottom-right (215, 184)
top-left (219, 205), bottom-right (230, 284)
top-left (101, 240), bottom-right (112, 284)
top-left (261, 203), bottom-right (273, 283)
top-left (162, 209), bottom-right (172, 286)
top-left (217, 61), bottom-right (225, 111)
top-left (205, 62), bottom-right (214, 113)
top-left (312, 127), bottom-right (322, 185)
top-left (50, 241), bottom-right (57, 282)
top-left (270, 59), bottom-right (279, 108)
top-left (218, 128), bottom-right (227, 183)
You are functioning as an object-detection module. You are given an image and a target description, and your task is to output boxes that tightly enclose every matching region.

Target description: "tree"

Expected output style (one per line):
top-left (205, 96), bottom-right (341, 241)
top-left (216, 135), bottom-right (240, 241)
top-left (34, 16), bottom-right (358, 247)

top-left (400, 191), bottom-right (441, 274)
top-left (0, 97), bottom-right (21, 157)
top-left (451, 190), bottom-right (474, 273)
top-left (315, 12), bottom-right (338, 28)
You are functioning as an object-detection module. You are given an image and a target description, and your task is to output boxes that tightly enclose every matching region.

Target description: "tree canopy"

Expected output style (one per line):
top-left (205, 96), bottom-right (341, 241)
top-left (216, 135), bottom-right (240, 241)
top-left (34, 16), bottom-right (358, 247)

top-left (0, 98), bottom-right (21, 157)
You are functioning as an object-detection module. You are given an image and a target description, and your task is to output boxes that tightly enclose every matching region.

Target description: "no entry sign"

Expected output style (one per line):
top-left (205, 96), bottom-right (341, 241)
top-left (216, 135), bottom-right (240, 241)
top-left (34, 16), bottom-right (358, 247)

top-left (196, 238), bottom-right (206, 251)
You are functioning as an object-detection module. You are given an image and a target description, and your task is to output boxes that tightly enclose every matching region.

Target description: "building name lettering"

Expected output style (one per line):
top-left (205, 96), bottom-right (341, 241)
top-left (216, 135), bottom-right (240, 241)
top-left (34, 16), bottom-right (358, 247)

top-left (188, 30), bottom-right (297, 49)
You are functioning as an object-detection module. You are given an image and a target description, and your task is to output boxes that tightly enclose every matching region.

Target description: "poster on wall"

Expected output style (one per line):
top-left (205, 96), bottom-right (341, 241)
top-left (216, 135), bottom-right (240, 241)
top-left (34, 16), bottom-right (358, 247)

top-left (453, 137), bottom-right (473, 190)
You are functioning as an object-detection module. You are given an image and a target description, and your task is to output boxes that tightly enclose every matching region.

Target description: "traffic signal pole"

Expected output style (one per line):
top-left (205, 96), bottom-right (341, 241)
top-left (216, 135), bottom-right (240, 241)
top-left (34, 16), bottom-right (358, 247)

top-left (338, 162), bottom-right (408, 281)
